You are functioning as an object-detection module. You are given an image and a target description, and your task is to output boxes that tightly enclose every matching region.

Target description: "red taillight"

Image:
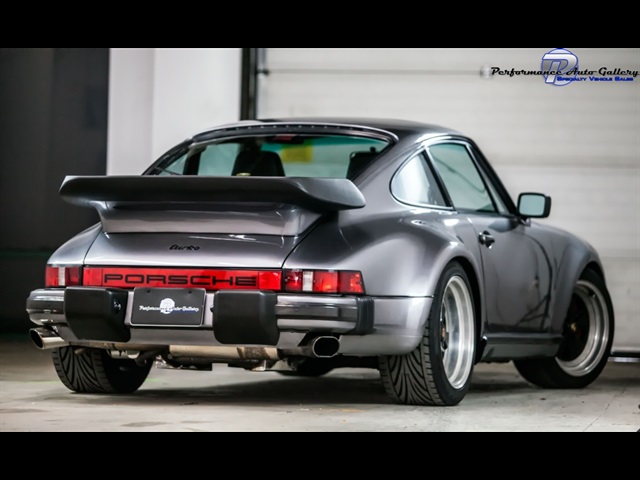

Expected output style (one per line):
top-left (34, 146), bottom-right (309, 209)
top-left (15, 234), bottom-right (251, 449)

top-left (283, 269), bottom-right (303, 291)
top-left (313, 271), bottom-right (339, 292)
top-left (45, 265), bottom-right (83, 287)
top-left (339, 271), bottom-right (364, 294)
top-left (71, 265), bottom-right (364, 294)
top-left (283, 269), bottom-right (364, 294)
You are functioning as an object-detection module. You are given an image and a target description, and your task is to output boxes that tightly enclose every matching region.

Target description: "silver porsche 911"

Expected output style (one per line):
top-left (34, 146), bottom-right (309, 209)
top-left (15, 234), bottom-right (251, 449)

top-left (26, 118), bottom-right (615, 406)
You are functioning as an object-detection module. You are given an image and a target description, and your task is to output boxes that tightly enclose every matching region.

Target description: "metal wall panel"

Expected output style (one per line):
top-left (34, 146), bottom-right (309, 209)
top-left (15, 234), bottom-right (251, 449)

top-left (0, 48), bottom-right (108, 330)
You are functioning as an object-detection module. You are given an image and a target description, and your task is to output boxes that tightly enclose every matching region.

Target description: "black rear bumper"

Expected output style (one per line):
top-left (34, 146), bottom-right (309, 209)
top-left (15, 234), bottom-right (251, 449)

top-left (27, 287), bottom-right (375, 345)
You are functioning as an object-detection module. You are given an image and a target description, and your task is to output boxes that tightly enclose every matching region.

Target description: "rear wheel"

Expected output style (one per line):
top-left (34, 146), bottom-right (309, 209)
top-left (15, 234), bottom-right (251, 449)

top-left (379, 262), bottom-right (476, 406)
top-left (52, 346), bottom-right (152, 394)
top-left (514, 269), bottom-right (614, 389)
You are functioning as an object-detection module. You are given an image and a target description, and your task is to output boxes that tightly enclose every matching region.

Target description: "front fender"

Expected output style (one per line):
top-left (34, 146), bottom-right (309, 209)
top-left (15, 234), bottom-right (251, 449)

top-left (548, 240), bottom-right (604, 335)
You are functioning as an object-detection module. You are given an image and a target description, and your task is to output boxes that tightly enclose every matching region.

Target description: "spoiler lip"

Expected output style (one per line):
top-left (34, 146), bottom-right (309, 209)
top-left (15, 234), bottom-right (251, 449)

top-left (59, 176), bottom-right (366, 213)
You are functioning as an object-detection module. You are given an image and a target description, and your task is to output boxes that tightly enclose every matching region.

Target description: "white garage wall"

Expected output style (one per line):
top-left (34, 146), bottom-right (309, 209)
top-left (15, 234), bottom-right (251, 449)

top-left (107, 48), bottom-right (154, 174)
top-left (107, 48), bottom-right (241, 175)
top-left (260, 48), bottom-right (640, 354)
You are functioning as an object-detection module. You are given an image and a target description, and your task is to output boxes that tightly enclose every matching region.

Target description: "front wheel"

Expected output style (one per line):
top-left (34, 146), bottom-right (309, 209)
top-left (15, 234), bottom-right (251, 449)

top-left (379, 261), bottom-right (476, 406)
top-left (52, 346), bottom-right (152, 394)
top-left (514, 269), bottom-right (614, 389)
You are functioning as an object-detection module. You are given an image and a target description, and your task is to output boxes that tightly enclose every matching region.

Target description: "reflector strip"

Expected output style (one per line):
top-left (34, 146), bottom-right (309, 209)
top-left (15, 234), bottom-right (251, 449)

top-left (302, 271), bottom-right (314, 292)
top-left (82, 267), bottom-right (282, 291)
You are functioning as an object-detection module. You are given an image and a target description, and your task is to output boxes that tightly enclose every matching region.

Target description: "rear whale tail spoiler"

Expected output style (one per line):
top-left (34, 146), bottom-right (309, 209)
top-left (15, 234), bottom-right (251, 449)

top-left (59, 175), bottom-right (366, 212)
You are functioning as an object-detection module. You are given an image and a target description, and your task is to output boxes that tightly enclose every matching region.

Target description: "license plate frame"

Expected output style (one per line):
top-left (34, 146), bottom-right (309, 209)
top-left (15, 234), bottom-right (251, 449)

top-left (130, 288), bottom-right (206, 327)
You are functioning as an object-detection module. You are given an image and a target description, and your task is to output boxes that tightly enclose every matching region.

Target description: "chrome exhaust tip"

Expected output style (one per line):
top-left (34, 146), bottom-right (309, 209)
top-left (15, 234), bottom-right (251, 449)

top-left (307, 336), bottom-right (340, 358)
top-left (280, 336), bottom-right (341, 358)
top-left (29, 328), bottom-right (69, 350)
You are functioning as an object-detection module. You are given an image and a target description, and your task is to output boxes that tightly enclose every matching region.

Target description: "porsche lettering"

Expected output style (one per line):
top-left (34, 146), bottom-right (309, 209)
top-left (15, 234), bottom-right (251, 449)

top-left (102, 273), bottom-right (257, 287)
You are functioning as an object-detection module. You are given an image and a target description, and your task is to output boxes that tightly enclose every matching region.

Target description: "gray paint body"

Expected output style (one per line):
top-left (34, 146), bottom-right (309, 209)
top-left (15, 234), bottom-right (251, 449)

top-left (42, 119), bottom-right (607, 359)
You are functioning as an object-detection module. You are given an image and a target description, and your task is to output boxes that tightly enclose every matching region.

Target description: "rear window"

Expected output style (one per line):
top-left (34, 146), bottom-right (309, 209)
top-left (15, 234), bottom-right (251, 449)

top-left (147, 134), bottom-right (390, 179)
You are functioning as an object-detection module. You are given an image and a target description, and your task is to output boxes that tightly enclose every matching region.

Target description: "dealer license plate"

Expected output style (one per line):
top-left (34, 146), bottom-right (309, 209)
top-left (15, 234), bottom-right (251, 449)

top-left (130, 288), bottom-right (206, 326)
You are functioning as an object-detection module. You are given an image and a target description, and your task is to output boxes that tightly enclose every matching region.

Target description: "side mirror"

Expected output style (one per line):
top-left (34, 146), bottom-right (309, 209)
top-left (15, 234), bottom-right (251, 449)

top-left (517, 193), bottom-right (551, 218)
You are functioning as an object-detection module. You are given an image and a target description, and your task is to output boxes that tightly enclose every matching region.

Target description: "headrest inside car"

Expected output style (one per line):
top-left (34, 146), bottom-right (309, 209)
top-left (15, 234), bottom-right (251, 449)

top-left (232, 150), bottom-right (285, 176)
top-left (347, 148), bottom-right (379, 179)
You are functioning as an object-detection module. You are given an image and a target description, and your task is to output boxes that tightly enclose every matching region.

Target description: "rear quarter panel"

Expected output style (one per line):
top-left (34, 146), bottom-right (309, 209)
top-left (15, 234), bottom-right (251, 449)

top-left (283, 207), bottom-right (483, 299)
top-left (47, 224), bottom-right (102, 265)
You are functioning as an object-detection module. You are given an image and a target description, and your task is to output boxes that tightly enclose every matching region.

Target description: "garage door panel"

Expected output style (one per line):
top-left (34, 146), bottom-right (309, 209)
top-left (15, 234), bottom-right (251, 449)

top-left (266, 48), bottom-right (639, 74)
top-left (601, 256), bottom-right (640, 354)
top-left (497, 166), bottom-right (639, 254)
top-left (262, 72), bottom-right (639, 168)
top-left (260, 48), bottom-right (640, 354)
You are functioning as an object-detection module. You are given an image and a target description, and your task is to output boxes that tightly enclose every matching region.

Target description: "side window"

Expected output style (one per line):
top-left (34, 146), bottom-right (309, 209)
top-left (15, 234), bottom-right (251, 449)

top-left (157, 155), bottom-right (186, 175)
top-left (197, 144), bottom-right (239, 175)
top-left (391, 152), bottom-right (447, 207)
top-left (428, 143), bottom-right (496, 213)
top-left (479, 168), bottom-right (509, 214)
top-left (159, 145), bottom-right (240, 176)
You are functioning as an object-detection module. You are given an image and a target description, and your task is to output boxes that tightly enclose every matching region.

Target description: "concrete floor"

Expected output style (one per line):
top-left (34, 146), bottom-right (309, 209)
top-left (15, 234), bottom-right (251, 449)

top-left (1, 333), bottom-right (638, 432)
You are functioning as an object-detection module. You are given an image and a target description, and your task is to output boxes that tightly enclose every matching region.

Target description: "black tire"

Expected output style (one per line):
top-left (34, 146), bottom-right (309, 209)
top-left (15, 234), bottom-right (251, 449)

top-left (51, 346), bottom-right (152, 394)
top-left (278, 358), bottom-right (334, 377)
top-left (379, 262), bottom-right (476, 406)
top-left (514, 269), bottom-right (614, 389)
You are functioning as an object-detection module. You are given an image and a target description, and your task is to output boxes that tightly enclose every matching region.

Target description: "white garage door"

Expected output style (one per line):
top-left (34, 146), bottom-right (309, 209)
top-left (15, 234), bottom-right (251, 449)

top-left (259, 48), bottom-right (640, 355)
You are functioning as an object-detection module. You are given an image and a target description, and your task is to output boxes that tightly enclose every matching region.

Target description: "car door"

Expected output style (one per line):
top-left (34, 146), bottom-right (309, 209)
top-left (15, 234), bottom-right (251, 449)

top-left (425, 141), bottom-right (553, 334)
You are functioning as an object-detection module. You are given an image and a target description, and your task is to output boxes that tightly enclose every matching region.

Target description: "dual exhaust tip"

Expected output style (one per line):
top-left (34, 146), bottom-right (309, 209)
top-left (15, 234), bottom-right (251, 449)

top-left (30, 328), bottom-right (69, 350)
top-left (304, 335), bottom-right (340, 358)
top-left (29, 328), bottom-right (340, 359)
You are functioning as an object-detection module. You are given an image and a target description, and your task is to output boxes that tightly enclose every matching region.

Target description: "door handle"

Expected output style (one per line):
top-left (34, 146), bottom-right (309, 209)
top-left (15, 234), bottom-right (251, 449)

top-left (478, 231), bottom-right (495, 248)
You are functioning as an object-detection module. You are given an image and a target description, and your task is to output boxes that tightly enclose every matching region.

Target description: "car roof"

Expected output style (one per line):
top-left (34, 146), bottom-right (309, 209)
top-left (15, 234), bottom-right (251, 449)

top-left (192, 117), bottom-right (462, 142)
